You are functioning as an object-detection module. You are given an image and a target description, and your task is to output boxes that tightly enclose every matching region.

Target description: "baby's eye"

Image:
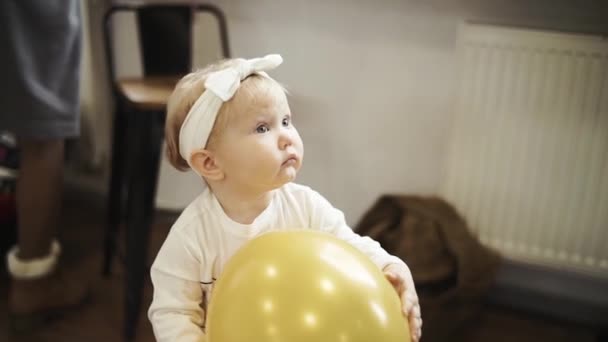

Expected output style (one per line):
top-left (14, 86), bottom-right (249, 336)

top-left (256, 124), bottom-right (269, 133)
top-left (282, 117), bottom-right (291, 127)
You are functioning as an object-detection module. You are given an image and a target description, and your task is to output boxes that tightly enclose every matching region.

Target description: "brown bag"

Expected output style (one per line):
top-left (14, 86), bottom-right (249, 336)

top-left (355, 195), bottom-right (502, 341)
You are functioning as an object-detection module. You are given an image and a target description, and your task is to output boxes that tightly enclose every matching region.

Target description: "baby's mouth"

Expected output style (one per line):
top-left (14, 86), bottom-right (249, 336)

top-left (282, 154), bottom-right (298, 166)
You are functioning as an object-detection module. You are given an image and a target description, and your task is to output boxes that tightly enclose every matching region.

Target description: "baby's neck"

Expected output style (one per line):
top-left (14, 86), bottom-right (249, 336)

top-left (211, 186), bottom-right (274, 225)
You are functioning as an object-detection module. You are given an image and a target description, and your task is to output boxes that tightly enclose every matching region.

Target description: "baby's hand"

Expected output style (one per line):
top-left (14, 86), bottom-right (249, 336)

top-left (383, 263), bottom-right (422, 342)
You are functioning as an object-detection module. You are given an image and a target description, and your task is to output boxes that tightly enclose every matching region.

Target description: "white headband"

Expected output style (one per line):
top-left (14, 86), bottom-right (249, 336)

top-left (178, 54), bottom-right (283, 171)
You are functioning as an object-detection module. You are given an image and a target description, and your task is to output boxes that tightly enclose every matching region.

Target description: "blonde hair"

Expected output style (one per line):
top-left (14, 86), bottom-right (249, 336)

top-left (165, 58), bottom-right (287, 171)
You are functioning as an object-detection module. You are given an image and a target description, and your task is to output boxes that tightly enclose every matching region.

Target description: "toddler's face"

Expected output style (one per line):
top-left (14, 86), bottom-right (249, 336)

top-left (212, 85), bottom-right (303, 192)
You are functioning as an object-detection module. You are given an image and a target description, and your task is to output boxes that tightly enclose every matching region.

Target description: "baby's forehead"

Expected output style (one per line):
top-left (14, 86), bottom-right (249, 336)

top-left (231, 80), bottom-right (289, 115)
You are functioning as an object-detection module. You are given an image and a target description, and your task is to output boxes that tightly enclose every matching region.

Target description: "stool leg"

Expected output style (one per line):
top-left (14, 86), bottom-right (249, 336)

top-left (103, 104), bottom-right (128, 276)
top-left (124, 111), bottom-right (164, 340)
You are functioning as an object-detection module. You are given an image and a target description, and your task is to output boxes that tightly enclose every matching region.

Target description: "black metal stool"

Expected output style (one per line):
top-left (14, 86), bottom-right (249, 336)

top-left (101, 4), bottom-right (230, 339)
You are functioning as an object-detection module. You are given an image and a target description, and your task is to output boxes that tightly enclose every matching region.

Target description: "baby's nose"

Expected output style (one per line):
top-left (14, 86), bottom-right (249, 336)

top-left (279, 131), bottom-right (293, 149)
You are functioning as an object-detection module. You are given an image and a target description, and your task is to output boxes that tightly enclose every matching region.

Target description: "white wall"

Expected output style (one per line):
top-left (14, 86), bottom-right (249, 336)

top-left (80, 0), bottom-right (608, 226)
top-left (153, 0), bottom-right (459, 225)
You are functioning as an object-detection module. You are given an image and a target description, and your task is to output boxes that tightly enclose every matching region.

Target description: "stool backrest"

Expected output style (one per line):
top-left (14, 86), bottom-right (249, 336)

top-left (137, 6), bottom-right (192, 76)
top-left (103, 4), bottom-right (231, 83)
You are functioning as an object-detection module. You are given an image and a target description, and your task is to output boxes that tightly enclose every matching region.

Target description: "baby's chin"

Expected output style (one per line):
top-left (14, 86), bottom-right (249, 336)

top-left (276, 168), bottom-right (298, 187)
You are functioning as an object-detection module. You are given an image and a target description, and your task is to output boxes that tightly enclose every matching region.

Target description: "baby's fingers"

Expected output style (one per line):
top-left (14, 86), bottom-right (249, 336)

top-left (384, 271), bottom-right (405, 294)
top-left (408, 307), bottom-right (422, 342)
top-left (402, 291), bottom-right (419, 315)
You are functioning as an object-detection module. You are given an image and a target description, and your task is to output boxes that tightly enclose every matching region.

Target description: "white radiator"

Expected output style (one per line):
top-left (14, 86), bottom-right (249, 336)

top-left (441, 23), bottom-right (608, 277)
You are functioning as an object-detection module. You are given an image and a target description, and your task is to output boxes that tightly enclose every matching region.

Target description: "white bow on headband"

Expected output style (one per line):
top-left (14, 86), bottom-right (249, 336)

top-left (178, 54), bottom-right (283, 172)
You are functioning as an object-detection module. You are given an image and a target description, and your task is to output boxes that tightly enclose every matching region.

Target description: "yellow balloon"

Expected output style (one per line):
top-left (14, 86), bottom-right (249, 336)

top-left (206, 230), bottom-right (410, 342)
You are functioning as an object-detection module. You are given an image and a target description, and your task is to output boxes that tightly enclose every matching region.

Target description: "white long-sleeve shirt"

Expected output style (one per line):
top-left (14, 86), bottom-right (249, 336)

top-left (148, 183), bottom-right (404, 341)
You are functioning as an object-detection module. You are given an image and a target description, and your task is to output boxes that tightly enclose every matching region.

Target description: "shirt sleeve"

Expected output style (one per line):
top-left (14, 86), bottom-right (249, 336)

top-left (148, 227), bottom-right (207, 342)
top-left (307, 188), bottom-right (405, 270)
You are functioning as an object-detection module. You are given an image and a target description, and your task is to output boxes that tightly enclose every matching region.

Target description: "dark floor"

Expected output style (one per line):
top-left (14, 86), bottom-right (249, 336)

top-left (0, 187), bottom-right (601, 342)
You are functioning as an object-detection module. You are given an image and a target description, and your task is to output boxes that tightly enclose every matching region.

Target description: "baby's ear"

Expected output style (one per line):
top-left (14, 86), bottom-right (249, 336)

top-left (190, 149), bottom-right (224, 181)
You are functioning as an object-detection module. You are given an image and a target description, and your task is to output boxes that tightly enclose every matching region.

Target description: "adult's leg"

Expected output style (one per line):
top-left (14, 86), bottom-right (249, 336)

top-left (7, 138), bottom-right (88, 333)
top-left (16, 139), bottom-right (64, 260)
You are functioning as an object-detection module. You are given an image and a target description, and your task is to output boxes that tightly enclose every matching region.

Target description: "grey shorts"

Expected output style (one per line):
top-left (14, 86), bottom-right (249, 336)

top-left (0, 1), bottom-right (82, 139)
